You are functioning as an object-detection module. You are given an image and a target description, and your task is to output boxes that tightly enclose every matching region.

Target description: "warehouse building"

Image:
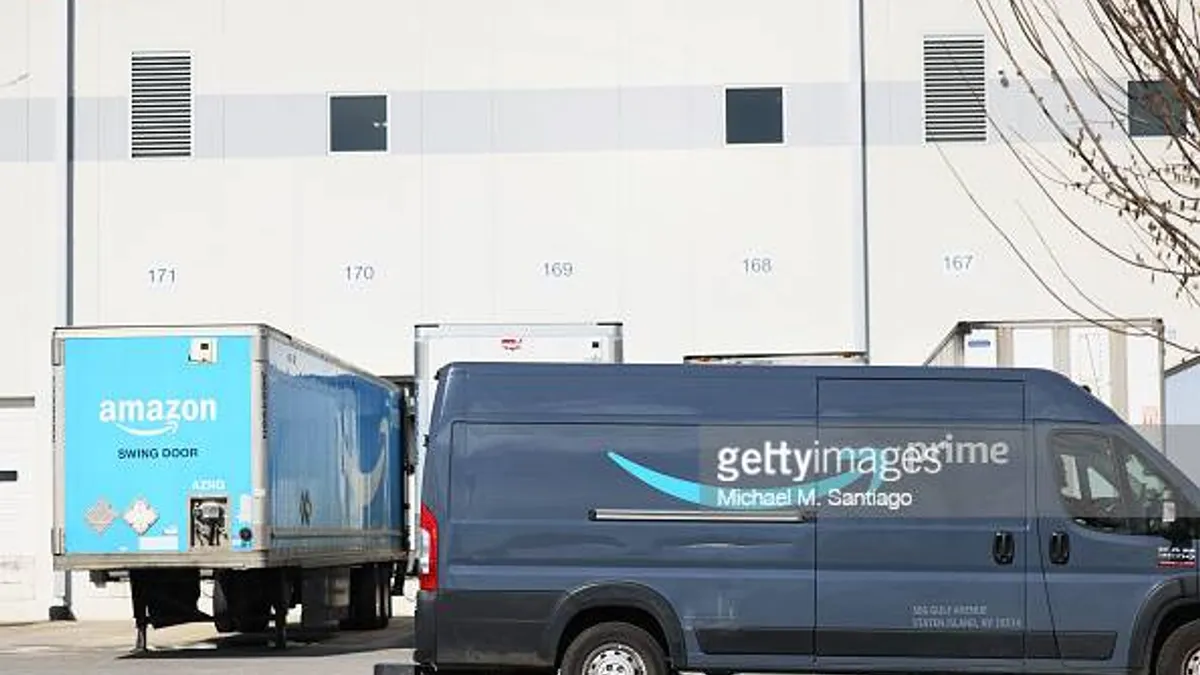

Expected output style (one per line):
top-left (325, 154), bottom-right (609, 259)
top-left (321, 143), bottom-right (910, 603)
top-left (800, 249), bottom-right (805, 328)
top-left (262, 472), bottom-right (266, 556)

top-left (1, 0), bottom-right (1194, 620)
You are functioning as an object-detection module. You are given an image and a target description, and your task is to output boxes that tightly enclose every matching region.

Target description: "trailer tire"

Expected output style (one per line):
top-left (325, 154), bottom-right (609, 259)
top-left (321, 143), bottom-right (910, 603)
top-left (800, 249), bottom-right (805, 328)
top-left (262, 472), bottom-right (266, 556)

top-left (343, 564), bottom-right (389, 630)
top-left (213, 580), bottom-right (234, 633)
top-left (375, 563), bottom-right (392, 629)
top-left (213, 571), bottom-right (272, 634)
top-left (241, 618), bottom-right (270, 634)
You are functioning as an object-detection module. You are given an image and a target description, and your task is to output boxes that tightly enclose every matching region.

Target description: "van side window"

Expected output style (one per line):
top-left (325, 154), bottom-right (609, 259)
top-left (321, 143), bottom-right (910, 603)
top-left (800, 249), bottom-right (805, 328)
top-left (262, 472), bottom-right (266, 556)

top-left (1051, 432), bottom-right (1129, 532)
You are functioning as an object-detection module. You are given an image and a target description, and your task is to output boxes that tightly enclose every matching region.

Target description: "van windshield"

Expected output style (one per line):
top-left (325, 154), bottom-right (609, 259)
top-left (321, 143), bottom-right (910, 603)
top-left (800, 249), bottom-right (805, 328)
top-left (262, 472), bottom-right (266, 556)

top-left (1123, 449), bottom-right (1175, 518)
top-left (1052, 431), bottom-right (1193, 537)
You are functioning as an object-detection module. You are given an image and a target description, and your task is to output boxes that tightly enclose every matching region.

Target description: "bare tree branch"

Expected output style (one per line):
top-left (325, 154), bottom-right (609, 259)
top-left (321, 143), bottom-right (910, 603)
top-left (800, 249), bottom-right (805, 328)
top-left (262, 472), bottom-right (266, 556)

top-left (933, 141), bottom-right (1200, 353)
top-left (966, 0), bottom-right (1200, 313)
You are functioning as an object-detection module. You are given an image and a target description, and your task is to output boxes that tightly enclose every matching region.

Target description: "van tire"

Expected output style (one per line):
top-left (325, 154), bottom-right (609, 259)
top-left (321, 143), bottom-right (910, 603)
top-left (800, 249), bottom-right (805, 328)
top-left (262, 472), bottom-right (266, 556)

top-left (560, 621), bottom-right (667, 675)
top-left (1157, 618), bottom-right (1200, 675)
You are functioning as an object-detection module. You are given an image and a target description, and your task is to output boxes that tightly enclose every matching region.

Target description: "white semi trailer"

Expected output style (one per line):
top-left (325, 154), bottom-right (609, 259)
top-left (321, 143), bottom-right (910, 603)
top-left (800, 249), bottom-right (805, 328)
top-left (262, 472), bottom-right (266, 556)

top-left (406, 322), bottom-right (624, 572)
top-left (1164, 355), bottom-right (1200, 483)
top-left (683, 351), bottom-right (868, 365)
top-left (924, 318), bottom-right (1166, 450)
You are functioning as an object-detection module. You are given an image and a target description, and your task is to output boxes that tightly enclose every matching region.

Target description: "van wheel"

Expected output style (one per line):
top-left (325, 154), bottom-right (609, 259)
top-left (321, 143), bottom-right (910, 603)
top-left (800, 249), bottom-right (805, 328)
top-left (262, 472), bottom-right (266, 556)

top-left (1157, 618), bottom-right (1200, 675)
top-left (561, 622), bottom-right (667, 675)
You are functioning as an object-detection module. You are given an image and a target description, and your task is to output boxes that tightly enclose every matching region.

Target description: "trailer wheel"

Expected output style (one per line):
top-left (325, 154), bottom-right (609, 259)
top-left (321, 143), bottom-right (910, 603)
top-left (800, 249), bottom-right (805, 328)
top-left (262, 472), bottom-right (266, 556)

top-left (212, 571), bottom-right (271, 634)
top-left (341, 566), bottom-right (371, 630)
top-left (342, 564), bottom-right (390, 630)
top-left (1157, 618), bottom-right (1200, 675)
top-left (213, 580), bottom-right (235, 633)
top-left (240, 617), bottom-right (270, 634)
top-left (560, 622), bottom-right (667, 675)
top-left (375, 563), bottom-right (393, 628)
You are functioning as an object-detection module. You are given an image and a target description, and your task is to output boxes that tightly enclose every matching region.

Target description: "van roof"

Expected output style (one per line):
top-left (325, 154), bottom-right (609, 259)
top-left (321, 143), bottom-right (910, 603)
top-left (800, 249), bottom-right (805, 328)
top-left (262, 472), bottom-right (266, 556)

top-left (431, 362), bottom-right (1124, 426)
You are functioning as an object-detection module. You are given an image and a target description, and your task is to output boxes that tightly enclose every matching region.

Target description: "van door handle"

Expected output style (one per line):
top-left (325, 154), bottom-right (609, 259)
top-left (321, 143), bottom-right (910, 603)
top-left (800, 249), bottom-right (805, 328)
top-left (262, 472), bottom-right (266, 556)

top-left (1049, 531), bottom-right (1070, 565)
top-left (992, 531), bottom-right (1015, 565)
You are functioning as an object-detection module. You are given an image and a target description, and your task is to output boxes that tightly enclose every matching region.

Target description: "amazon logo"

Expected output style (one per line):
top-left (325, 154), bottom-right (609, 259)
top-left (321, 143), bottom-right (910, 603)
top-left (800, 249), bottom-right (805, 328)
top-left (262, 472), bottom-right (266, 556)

top-left (98, 397), bottom-right (218, 437)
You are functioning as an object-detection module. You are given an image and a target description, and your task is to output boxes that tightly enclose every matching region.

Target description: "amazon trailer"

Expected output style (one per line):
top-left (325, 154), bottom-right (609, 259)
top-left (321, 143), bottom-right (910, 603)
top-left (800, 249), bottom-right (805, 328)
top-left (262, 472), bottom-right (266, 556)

top-left (50, 324), bottom-right (405, 651)
top-left (408, 322), bottom-right (623, 571)
top-left (923, 318), bottom-right (1166, 450)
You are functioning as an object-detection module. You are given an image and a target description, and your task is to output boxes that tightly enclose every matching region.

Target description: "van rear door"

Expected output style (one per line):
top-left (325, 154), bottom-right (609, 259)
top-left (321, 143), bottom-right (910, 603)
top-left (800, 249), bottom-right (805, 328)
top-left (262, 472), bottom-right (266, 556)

top-left (1034, 425), bottom-right (1200, 670)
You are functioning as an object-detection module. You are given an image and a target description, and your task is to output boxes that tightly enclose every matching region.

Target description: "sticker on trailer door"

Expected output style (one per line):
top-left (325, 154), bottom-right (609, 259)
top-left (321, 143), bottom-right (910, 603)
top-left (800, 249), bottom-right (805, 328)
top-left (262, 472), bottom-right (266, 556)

top-left (62, 335), bottom-right (255, 556)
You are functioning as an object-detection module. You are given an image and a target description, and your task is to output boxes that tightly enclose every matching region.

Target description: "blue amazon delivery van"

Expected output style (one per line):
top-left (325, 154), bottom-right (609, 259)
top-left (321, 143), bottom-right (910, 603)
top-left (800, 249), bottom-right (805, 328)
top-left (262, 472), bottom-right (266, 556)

top-left (407, 362), bottom-right (1200, 675)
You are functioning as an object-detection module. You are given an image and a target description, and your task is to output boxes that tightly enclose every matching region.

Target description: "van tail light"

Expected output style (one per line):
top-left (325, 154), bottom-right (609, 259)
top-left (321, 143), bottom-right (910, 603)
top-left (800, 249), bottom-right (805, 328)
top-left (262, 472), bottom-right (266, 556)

top-left (418, 503), bottom-right (438, 592)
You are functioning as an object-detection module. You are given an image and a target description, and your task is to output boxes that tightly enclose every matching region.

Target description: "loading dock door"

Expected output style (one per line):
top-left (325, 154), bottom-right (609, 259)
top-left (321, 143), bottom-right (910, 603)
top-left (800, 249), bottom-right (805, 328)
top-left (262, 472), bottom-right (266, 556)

top-left (0, 398), bottom-right (39, 604)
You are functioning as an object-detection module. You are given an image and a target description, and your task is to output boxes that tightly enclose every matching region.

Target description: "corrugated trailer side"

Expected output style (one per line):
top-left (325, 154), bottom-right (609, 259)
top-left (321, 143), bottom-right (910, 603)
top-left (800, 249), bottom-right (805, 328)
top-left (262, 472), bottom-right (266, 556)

top-left (263, 330), bottom-right (404, 565)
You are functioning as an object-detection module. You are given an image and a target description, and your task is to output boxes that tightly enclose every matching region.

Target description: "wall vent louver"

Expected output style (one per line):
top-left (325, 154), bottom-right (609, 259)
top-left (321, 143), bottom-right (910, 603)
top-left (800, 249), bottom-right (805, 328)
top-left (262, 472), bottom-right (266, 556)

top-left (130, 50), bottom-right (193, 158)
top-left (923, 36), bottom-right (987, 143)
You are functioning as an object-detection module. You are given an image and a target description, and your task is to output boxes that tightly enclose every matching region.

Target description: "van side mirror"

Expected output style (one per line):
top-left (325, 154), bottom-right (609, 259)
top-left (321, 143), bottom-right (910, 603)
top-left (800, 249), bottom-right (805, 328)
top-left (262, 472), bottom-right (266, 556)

top-left (1163, 499), bottom-right (1177, 525)
top-left (1157, 500), bottom-right (1195, 544)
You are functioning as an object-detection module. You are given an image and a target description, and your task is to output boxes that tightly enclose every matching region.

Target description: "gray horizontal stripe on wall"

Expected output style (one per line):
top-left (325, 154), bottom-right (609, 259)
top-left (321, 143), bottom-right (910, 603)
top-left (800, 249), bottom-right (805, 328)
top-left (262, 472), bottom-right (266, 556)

top-left (0, 98), bottom-right (57, 162)
top-left (2, 78), bottom-right (1115, 162)
top-left (87, 83), bottom-right (861, 161)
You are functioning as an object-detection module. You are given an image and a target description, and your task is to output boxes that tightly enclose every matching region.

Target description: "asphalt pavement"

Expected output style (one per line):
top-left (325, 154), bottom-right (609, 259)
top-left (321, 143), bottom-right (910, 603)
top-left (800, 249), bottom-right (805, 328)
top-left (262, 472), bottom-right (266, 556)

top-left (0, 618), bottom-right (415, 675)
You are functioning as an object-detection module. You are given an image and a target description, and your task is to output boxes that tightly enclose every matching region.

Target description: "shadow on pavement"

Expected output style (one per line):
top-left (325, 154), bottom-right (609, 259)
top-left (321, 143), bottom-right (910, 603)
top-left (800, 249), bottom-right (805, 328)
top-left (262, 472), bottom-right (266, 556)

top-left (117, 617), bottom-right (414, 660)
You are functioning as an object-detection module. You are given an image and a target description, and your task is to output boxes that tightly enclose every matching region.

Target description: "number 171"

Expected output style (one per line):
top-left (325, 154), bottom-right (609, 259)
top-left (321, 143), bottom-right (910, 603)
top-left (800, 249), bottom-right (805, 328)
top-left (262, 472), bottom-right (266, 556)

top-left (148, 268), bottom-right (176, 285)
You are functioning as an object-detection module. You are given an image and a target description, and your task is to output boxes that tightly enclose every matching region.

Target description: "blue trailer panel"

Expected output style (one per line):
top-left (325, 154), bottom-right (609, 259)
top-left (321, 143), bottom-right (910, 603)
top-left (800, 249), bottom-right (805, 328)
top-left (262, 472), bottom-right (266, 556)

top-left (60, 332), bottom-right (256, 558)
top-left (264, 336), bottom-right (403, 557)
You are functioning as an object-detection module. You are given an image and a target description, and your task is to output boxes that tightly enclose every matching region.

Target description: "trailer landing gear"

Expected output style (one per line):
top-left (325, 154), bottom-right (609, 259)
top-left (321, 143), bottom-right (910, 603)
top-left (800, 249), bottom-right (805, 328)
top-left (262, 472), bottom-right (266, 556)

top-left (128, 568), bottom-right (207, 654)
top-left (131, 578), bottom-right (148, 654)
top-left (272, 571), bottom-right (290, 650)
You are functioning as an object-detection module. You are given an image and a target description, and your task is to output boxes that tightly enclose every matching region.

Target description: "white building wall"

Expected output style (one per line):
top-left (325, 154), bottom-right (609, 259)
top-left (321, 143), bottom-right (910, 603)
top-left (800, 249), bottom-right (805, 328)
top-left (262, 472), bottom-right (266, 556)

top-left (71, 0), bottom-right (868, 374)
top-left (864, 0), bottom-right (1200, 367)
top-left (0, 0), bottom-right (65, 622)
